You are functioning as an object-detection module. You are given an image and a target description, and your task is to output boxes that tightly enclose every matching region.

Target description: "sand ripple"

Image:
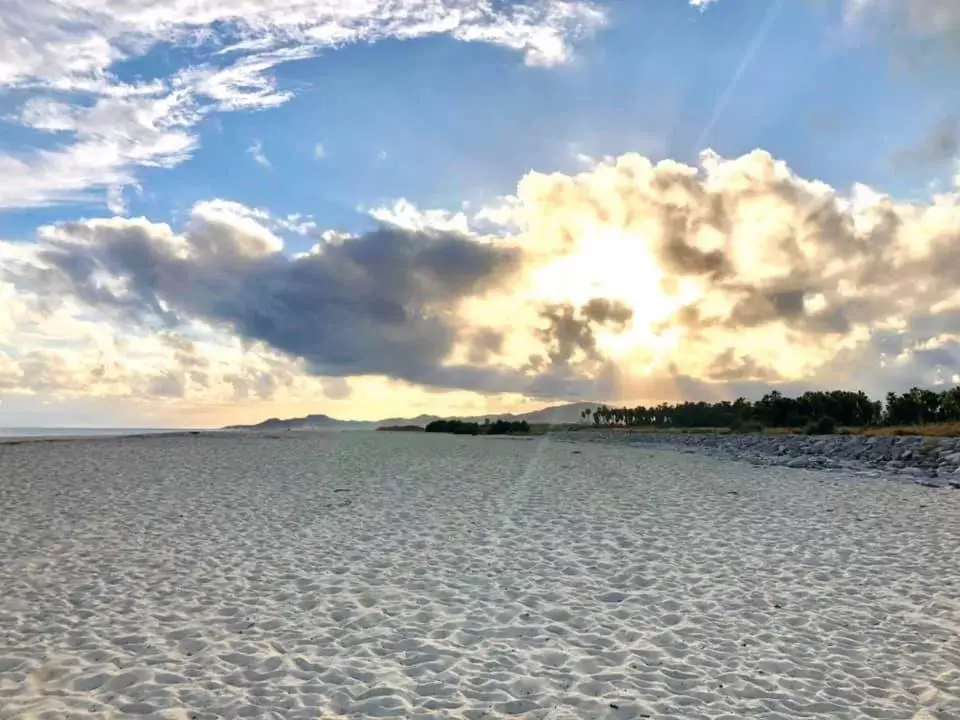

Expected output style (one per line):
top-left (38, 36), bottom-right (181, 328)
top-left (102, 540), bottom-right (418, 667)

top-left (1, 432), bottom-right (958, 719)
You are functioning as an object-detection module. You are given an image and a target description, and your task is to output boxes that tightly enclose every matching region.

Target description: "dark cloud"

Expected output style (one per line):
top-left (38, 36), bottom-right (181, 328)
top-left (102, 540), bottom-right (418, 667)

top-left (535, 298), bottom-right (633, 367)
top-left (720, 284), bottom-right (851, 335)
top-left (581, 297), bottom-right (634, 326)
top-left (16, 215), bottom-right (525, 393)
top-left (728, 287), bottom-right (805, 327)
top-left (893, 116), bottom-right (959, 169)
top-left (466, 327), bottom-right (505, 364)
top-left (652, 185), bottom-right (732, 279)
top-left (913, 344), bottom-right (960, 370)
top-left (704, 349), bottom-right (782, 383)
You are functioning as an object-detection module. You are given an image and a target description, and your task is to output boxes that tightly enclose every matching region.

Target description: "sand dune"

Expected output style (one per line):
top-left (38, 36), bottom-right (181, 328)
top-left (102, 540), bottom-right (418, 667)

top-left (1, 432), bottom-right (958, 719)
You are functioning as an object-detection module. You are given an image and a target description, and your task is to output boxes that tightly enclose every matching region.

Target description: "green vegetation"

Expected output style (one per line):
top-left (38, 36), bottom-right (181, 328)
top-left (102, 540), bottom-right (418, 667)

top-left (577, 386), bottom-right (960, 435)
top-left (803, 416), bottom-right (837, 435)
top-left (425, 418), bottom-right (532, 436)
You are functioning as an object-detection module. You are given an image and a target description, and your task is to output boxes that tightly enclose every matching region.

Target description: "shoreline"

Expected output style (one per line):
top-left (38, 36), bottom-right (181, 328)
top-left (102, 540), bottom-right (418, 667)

top-left (6, 426), bottom-right (960, 489)
top-left (552, 428), bottom-right (960, 489)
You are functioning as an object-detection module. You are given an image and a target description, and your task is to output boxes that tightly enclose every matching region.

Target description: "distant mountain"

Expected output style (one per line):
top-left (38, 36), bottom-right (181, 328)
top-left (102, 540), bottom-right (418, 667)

top-left (374, 413), bottom-right (442, 427)
top-left (223, 402), bottom-right (598, 431)
top-left (223, 413), bottom-right (371, 431)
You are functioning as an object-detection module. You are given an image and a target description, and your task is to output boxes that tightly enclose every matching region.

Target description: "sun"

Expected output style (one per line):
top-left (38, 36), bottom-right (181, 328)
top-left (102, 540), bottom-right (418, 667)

top-left (524, 228), bottom-right (697, 358)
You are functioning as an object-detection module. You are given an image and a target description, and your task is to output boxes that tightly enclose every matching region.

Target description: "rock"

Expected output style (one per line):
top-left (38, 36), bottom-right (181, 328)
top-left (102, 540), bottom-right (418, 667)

top-left (556, 429), bottom-right (960, 488)
top-left (899, 466), bottom-right (927, 477)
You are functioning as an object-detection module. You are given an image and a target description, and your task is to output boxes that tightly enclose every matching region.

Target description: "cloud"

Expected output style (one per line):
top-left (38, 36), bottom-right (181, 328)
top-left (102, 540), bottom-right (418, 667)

top-left (6, 203), bottom-right (530, 394)
top-left (466, 147), bottom-right (960, 397)
top-left (535, 299), bottom-right (633, 368)
top-left (846, 0), bottom-right (960, 44)
top-left (465, 328), bottom-right (506, 364)
top-left (313, 142), bottom-right (326, 160)
top-left (5, 146), bottom-right (960, 412)
top-left (0, 0), bottom-right (606, 210)
top-left (367, 198), bottom-right (472, 235)
top-left (105, 184), bottom-right (127, 215)
top-left (893, 115), bottom-right (959, 170)
top-left (247, 139), bottom-right (270, 167)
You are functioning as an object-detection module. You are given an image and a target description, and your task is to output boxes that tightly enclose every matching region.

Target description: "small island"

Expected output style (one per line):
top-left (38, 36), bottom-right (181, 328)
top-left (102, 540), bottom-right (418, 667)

top-left (376, 425), bottom-right (426, 432)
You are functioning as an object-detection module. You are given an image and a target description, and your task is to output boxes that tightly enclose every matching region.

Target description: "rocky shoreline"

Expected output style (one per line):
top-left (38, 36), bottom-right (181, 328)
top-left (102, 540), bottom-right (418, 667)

top-left (555, 429), bottom-right (960, 489)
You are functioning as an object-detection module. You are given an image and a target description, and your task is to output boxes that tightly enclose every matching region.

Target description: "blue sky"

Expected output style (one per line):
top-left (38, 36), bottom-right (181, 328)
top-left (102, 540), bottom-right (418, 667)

top-left (1, 0), bottom-right (955, 244)
top-left (1, 0), bottom-right (959, 426)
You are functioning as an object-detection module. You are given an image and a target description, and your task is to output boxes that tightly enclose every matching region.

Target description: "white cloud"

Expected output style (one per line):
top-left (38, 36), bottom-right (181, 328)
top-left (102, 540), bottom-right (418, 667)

top-left (105, 184), bottom-right (126, 214)
top-left (313, 142), bottom-right (326, 159)
top-left (367, 198), bottom-right (472, 235)
top-left (247, 139), bottom-right (270, 167)
top-left (0, 1), bottom-right (606, 210)
top-left (275, 213), bottom-right (319, 236)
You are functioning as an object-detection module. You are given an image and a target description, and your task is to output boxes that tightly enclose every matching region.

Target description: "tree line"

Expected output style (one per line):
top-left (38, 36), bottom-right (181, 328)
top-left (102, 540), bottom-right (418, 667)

top-left (425, 418), bottom-right (532, 436)
top-left (579, 387), bottom-right (960, 430)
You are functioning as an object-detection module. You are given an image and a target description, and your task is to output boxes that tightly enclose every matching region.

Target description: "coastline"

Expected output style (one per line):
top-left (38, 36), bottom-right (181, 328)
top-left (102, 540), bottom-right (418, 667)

top-left (552, 428), bottom-right (960, 489)
top-left (7, 425), bottom-right (960, 490)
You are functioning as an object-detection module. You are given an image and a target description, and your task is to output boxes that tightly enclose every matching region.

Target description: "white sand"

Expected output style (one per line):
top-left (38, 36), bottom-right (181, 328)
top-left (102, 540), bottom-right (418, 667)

top-left (1, 432), bottom-right (958, 719)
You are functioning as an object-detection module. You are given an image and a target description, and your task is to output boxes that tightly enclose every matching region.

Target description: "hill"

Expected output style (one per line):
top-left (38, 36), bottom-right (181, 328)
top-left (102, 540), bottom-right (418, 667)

top-left (222, 413), bottom-right (371, 431)
top-left (222, 402), bottom-right (597, 431)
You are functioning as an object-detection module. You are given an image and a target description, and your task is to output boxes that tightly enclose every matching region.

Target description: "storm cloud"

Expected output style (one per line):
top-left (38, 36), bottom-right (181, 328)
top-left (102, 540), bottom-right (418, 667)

top-left (535, 298), bottom-right (633, 368)
top-left (11, 206), bottom-right (525, 392)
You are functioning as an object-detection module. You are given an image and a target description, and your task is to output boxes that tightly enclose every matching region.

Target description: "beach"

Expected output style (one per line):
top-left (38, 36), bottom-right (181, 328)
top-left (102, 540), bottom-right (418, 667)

top-left (1, 431), bottom-right (958, 719)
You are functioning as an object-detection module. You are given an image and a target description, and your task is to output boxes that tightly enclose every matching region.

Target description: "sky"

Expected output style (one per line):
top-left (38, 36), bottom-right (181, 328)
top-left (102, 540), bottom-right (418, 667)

top-left (1, 0), bottom-right (959, 428)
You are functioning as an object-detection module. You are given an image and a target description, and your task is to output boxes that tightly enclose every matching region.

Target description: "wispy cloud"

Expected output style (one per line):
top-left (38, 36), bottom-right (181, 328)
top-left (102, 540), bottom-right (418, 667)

top-left (845, 0), bottom-right (960, 42)
top-left (247, 139), bottom-right (270, 167)
top-left (0, 0), bottom-right (606, 211)
top-left (105, 185), bottom-right (126, 215)
top-left (313, 142), bottom-right (326, 160)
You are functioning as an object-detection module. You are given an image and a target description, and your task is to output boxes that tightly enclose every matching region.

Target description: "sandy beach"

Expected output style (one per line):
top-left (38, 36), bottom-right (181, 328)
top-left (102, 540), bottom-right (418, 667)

top-left (1, 431), bottom-right (958, 719)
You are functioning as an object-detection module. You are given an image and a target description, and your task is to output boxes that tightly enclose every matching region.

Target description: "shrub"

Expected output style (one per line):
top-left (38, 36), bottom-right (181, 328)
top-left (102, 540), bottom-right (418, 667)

top-left (731, 419), bottom-right (765, 434)
top-left (804, 416), bottom-right (836, 435)
top-left (425, 419), bottom-right (481, 435)
top-left (486, 419), bottom-right (530, 435)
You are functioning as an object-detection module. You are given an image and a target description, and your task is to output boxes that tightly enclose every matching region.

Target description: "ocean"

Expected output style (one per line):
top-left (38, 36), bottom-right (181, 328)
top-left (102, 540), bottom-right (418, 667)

top-left (0, 427), bottom-right (182, 439)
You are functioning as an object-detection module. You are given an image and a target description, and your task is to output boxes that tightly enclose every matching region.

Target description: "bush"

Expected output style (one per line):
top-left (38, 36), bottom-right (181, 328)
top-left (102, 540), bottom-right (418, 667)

top-left (425, 419), bottom-right (481, 435)
top-left (731, 419), bottom-right (765, 434)
top-left (424, 418), bottom-right (531, 436)
top-left (487, 419), bottom-right (530, 435)
top-left (804, 416), bottom-right (836, 435)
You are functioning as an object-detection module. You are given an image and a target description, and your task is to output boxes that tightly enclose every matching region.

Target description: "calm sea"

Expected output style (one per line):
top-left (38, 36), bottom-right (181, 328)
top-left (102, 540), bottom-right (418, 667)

top-left (0, 427), bottom-right (181, 439)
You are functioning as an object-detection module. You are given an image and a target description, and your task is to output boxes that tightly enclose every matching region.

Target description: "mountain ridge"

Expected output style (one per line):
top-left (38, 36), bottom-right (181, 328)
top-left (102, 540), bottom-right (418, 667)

top-left (223, 402), bottom-right (598, 431)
